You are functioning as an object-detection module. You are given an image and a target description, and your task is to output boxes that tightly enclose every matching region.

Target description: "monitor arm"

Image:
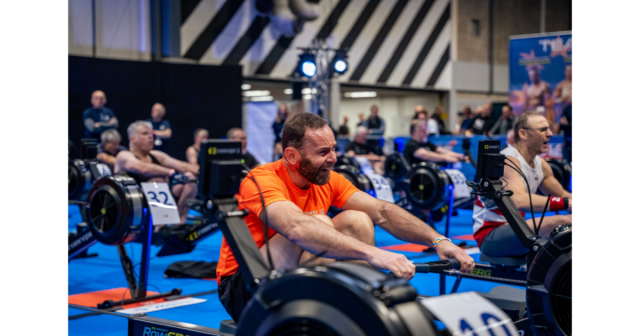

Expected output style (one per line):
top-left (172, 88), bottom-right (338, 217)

top-left (469, 178), bottom-right (538, 249)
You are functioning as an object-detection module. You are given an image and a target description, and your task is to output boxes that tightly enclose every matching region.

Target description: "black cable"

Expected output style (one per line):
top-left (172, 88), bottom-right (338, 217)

top-left (242, 164), bottom-right (274, 272)
top-left (504, 160), bottom-right (537, 234)
top-left (500, 178), bottom-right (509, 189)
top-left (504, 162), bottom-right (536, 232)
top-left (537, 194), bottom-right (551, 237)
top-left (149, 284), bottom-right (163, 295)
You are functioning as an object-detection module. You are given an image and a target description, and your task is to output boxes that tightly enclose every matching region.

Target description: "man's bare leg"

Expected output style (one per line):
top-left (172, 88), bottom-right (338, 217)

top-left (526, 214), bottom-right (571, 238)
top-left (259, 233), bottom-right (305, 270)
top-left (331, 210), bottom-right (375, 245)
top-left (259, 210), bottom-right (376, 269)
top-left (299, 210), bottom-right (375, 267)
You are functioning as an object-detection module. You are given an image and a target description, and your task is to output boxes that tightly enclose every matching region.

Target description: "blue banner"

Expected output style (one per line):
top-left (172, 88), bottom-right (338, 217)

top-left (509, 32), bottom-right (572, 122)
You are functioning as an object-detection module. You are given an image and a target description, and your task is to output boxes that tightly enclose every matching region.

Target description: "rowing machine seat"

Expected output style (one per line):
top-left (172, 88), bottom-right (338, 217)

top-left (479, 253), bottom-right (526, 267)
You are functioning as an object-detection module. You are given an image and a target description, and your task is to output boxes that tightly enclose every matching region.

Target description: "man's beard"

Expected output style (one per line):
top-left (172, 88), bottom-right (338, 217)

top-left (298, 155), bottom-right (332, 185)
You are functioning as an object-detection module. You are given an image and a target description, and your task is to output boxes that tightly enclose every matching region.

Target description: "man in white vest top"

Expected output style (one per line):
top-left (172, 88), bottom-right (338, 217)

top-left (473, 110), bottom-right (572, 257)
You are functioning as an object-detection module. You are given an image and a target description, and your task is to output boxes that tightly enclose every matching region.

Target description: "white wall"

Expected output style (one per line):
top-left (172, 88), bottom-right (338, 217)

top-left (338, 94), bottom-right (441, 138)
top-left (68, 0), bottom-right (151, 61)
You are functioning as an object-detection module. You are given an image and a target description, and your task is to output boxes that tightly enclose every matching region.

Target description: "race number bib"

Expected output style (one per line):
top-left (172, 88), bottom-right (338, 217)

top-left (141, 182), bottom-right (180, 225)
top-left (445, 169), bottom-right (471, 199)
top-left (420, 292), bottom-right (518, 336)
top-left (364, 172), bottom-right (394, 203)
top-left (354, 156), bottom-right (374, 174)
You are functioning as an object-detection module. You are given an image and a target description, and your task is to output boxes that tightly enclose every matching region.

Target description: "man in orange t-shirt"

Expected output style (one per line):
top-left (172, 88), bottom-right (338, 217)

top-left (217, 113), bottom-right (475, 322)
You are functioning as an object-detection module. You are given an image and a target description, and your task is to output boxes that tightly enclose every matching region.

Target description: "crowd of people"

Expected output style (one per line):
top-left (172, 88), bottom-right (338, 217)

top-left (77, 89), bottom-right (571, 231)
top-left (78, 90), bottom-right (262, 231)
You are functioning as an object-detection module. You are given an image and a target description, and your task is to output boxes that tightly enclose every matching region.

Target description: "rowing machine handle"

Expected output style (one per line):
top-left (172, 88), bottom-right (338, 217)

top-left (414, 258), bottom-right (460, 273)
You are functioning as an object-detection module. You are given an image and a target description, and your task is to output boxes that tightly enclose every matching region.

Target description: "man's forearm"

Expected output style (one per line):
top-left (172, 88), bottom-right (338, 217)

top-left (375, 202), bottom-right (442, 246)
top-left (357, 154), bottom-right (383, 162)
top-left (178, 162), bottom-right (199, 175)
top-left (84, 118), bottom-right (96, 132)
top-left (513, 193), bottom-right (568, 212)
top-left (288, 216), bottom-right (376, 260)
top-left (97, 153), bottom-right (116, 166)
top-left (133, 163), bottom-right (172, 177)
top-left (154, 129), bottom-right (172, 139)
top-left (416, 151), bottom-right (448, 162)
top-left (96, 117), bottom-right (118, 128)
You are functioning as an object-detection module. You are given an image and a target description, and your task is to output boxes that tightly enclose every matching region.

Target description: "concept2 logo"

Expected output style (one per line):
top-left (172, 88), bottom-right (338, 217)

top-left (142, 327), bottom-right (189, 336)
top-left (208, 147), bottom-right (240, 155)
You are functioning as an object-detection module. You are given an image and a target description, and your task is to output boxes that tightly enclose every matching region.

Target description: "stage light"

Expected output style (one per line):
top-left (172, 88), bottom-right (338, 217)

top-left (302, 60), bottom-right (316, 77)
top-left (332, 49), bottom-right (348, 75)
top-left (296, 51), bottom-right (316, 77)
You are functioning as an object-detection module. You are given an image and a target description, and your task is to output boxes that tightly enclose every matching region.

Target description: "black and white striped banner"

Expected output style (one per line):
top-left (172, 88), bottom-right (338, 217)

top-left (180, 0), bottom-right (451, 89)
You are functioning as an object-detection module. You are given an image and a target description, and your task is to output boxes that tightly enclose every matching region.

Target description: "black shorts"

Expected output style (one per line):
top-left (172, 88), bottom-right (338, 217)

top-left (218, 271), bottom-right (252, 322)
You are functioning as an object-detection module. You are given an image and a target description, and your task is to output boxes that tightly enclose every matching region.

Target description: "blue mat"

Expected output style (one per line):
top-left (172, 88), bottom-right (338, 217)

top-left (69, 205), bottom-right (563, 335)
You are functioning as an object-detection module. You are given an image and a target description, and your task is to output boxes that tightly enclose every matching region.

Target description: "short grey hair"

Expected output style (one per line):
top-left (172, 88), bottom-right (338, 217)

top-left (100, 129), bottom-right (121, 144)
top-left (127, 120), bottom-right (153, 139)
top-left (355, 126), bottom-right (368, 136)
top-left (513, 110), bottom-right (545, 143)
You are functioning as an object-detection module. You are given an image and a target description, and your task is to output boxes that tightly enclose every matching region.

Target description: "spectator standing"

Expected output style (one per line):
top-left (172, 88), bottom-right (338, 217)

top-left (489, 105), bottom-right (517, 136)
top-left (338, 116), bottom-right (350, 136)
top-left (83, 90), bottom-right (118, 139)
top-left (456, 106), bottom-right (474, 134)
top-left (227, 128), bottom-right (260, 169)
top-left (97, 129), bottom-right (127, 173)
top-left (186, 128), bottom-right (209, 165)
top-left (146, 103), bottom-right (172, 152)
top-left (431, 105), bottom-right (449, 135)
top-left (465, 104), bottom-right (495, 136)
top-left (412, 105), bottom-right (427, 120)
top-left (362, 105), bottom-right (386, 136)
top-left (273, 103), bottom-right (289, 160)
top-left (559, 105), bottom-right (572, 162)
top-left (356, 113), bottom-right (366, 127)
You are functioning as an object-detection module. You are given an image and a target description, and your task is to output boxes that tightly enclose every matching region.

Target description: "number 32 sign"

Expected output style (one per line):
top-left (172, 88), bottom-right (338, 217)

top-left (141, 182), bottom-right (181, 225)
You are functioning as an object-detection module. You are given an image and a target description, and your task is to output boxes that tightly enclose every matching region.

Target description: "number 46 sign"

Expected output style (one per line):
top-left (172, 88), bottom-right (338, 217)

top-left (420, 292), bottom-right (519, 336)
top-left (141, 182), bottom-right (181, 225)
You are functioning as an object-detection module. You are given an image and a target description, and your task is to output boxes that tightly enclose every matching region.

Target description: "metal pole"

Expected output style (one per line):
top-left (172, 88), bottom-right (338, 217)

top-left (488, 0), bottom-right (494, 94)
top-left (444, 185), bottom-right (454, 238)
top-left (92, 0), bottom-right (96, 57)
top-left (540, 0), bottom-right (546, 33)
top-left (136, 208), bottom-right (153, 299)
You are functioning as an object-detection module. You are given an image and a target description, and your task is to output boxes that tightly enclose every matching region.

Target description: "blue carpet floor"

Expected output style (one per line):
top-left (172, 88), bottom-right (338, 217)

top-left (68, 204), bottom-right (569, 335)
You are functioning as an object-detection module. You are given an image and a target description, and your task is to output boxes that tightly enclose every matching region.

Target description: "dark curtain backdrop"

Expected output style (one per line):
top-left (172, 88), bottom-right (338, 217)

top-left (68, 56), bottom-right (243, 159)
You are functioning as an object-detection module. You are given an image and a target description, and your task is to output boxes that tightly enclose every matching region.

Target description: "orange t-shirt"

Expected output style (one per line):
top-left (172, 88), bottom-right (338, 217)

top-left (216, 159), bottom-right (360, 282)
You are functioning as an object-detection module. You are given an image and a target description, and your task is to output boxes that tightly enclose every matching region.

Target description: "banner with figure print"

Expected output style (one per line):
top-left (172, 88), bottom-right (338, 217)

top-left (509, 32), bottom-right (572, 123)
